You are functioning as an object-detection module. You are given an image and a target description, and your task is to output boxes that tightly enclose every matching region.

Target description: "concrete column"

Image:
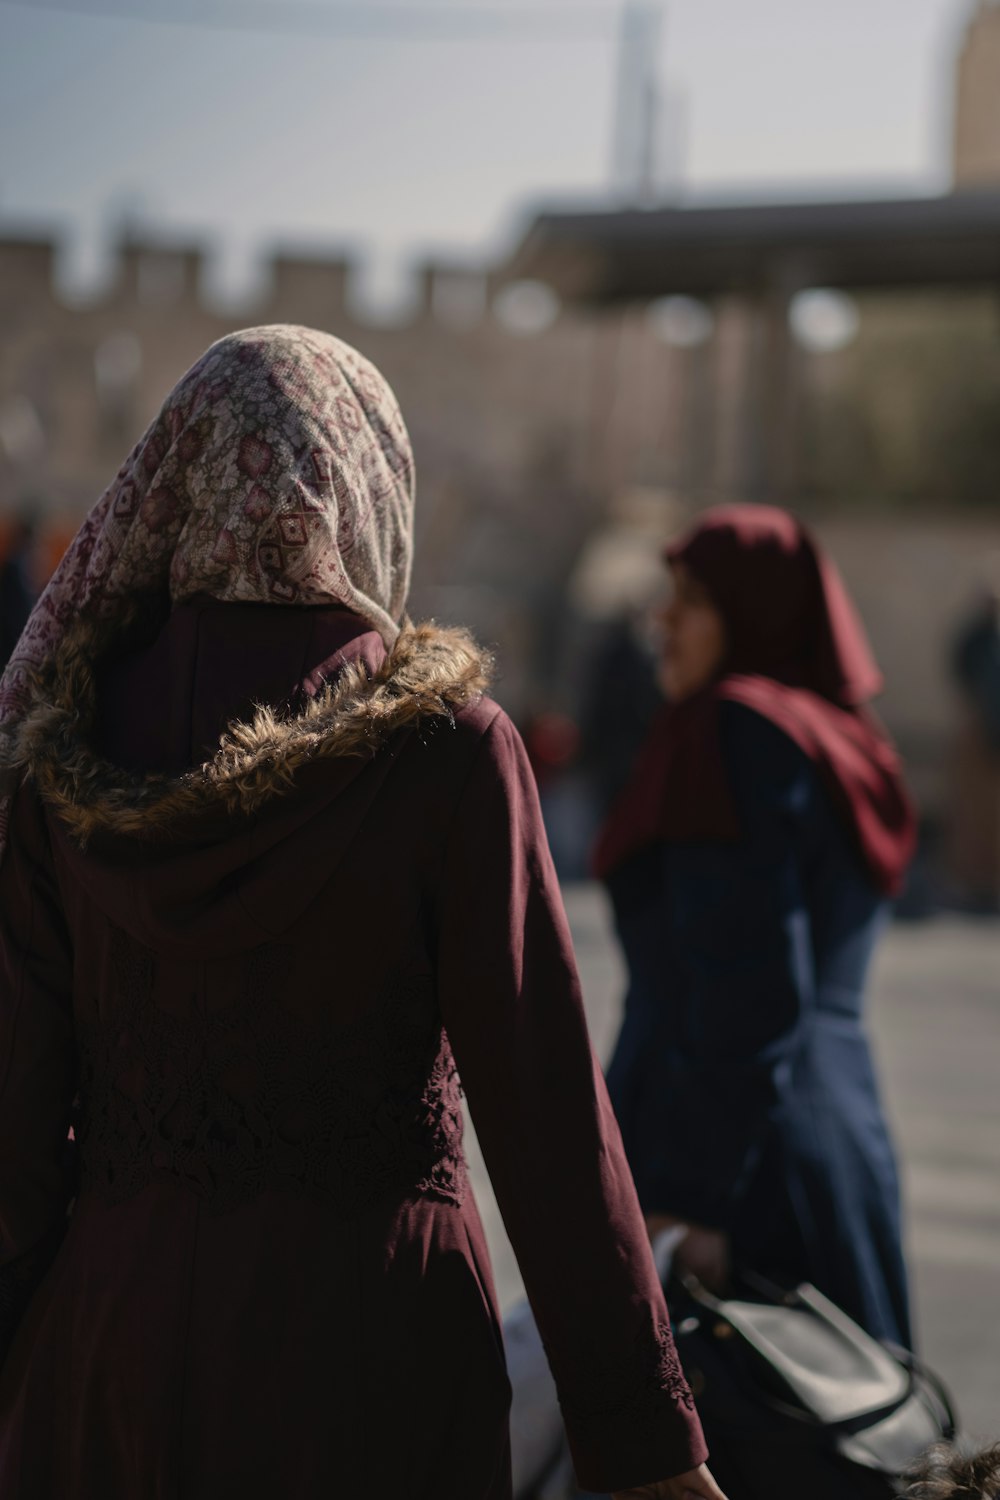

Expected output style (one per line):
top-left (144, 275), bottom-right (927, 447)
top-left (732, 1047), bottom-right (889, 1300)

top-left (954, 1), bottom-right (1000, 187)
top-left (758, 271), bottom-right (804, 506)
top-left (708, 267), bottom-right (804, 507)
top-left (708, 295), bottom-right (758, 499)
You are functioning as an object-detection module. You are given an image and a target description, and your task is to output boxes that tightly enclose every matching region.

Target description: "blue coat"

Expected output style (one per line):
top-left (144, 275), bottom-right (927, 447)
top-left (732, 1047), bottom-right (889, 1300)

top-left (605, 702), bottom-right (912, 1348)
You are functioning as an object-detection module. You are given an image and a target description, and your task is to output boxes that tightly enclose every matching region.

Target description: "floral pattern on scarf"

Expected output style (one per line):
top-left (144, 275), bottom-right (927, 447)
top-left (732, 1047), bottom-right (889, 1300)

top-left (0, 323), bottom-right (415, 852)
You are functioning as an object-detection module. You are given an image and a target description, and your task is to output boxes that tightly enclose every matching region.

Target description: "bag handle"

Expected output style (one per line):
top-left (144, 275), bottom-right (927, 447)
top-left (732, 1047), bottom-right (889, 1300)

top-left (675, 1266), bottom-right (805, 1310)
top-left (674, 1269), bottom-right (727, 1312)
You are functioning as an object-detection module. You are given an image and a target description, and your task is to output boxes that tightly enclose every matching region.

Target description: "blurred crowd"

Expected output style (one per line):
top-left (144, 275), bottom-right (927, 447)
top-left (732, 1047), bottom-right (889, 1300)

top-left (5, 517), bottom-right (1000, 916)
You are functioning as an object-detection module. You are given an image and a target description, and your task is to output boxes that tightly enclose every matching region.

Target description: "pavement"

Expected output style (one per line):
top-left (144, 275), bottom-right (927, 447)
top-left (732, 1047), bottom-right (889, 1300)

top-left (464, 886), bottom-right (1000, 1443)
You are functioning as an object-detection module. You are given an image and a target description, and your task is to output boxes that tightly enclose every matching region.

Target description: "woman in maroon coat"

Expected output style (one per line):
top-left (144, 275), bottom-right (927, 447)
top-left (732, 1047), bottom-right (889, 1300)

top-left (0, 327), bottom-right (723, 1500)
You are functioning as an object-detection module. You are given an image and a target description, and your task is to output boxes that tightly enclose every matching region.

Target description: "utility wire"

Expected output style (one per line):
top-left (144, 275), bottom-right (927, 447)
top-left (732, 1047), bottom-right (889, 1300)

top-left (0, 0), bottom-right (619, 40)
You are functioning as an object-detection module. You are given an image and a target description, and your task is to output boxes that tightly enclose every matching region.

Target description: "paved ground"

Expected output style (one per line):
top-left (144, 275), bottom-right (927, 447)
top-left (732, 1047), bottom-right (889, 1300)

top-left (464, 887), bottom-right (1000, 1442)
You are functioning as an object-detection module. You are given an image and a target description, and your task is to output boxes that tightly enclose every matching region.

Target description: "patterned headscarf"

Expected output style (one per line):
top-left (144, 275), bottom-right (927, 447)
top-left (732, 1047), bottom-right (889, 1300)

top-left (0, 324), bottom-right (415, 848)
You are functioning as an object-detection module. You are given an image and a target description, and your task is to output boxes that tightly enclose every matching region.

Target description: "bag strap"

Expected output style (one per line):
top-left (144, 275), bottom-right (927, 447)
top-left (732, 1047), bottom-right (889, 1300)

top-left (882, 1341), bottom-right (959, 1441)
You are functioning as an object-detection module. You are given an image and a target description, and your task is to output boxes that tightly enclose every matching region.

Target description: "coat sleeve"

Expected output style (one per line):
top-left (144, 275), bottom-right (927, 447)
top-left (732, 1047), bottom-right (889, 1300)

top-left (606, 703), bottom-right (827, 1230)
top-left (0, 784), bottom-right (77, 1339)
top-left (434, 708), bottom-right (707, 1495)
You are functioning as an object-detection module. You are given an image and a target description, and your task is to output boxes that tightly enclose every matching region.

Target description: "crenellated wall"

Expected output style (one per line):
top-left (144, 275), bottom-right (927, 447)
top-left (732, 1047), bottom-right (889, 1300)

top-left (0, 228), bottom-right (674, 712)
top-left (2, 225), bottom-right (1000, 869)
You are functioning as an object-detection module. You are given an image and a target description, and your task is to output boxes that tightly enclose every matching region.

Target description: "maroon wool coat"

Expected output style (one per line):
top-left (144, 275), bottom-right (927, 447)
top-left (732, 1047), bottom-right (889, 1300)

top-left (0, 600), bottom-right (706, 1499)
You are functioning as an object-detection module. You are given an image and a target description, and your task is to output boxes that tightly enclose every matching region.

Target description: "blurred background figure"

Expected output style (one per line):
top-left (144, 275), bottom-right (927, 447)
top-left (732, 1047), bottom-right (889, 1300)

top-left (522, 709), bottom-right (588, 876)
top-left (593, 507), bottom-right (914, 1347)
top-left (579, 607), bottom-right (662, 821)
top-left (0, 513), bottom-right (39, 670)
top-left (946, 561), bottom-right (1000, 911)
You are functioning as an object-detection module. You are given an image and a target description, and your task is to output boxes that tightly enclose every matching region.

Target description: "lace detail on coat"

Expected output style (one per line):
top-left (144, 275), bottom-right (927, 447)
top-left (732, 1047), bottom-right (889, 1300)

top-left (552, 1319), bottom-right (696, 1426)
top-left (75, 930), bottom-right (467, 1215)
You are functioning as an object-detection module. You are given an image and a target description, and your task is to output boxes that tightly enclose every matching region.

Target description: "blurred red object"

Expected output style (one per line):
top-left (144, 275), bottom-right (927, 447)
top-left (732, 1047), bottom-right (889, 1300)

top-left (523, 712), bottom-right (580, 787)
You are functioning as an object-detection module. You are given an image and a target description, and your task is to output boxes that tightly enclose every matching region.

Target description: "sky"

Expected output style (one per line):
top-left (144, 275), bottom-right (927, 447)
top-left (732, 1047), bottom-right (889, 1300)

top-left (0, 0), bottom-right (978, 306)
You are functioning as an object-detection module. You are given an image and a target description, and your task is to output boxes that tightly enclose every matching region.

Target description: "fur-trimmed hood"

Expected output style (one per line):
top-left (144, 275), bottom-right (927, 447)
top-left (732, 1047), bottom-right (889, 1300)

top-left (16, 617), bottom-right (491, 848)
top-left (12, 607), bottom-right (493, 957)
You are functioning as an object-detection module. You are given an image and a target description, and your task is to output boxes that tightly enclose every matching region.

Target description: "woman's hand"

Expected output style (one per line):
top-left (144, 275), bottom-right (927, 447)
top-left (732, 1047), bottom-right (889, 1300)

top-left (645, 1214), bottom-right (731, 1294)
top-left (612, 1461), bottom-right (729, 1499)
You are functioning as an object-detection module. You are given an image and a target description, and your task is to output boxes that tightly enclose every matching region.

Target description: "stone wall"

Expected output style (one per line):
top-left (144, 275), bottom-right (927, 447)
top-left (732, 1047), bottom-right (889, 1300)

top-left (0, 231), bottom-right (695, 706)
top-left (2, 227), bottom-right (999, 866)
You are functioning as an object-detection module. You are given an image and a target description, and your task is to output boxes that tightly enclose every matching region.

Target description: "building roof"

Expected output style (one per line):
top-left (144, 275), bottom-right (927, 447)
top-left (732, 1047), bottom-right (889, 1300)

top-left (502, 189), bottom-right (1000, 302)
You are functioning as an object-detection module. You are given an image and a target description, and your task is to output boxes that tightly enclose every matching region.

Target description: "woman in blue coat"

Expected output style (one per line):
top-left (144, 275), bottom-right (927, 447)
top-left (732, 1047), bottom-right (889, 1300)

top-left (595, 505), bottom-right (915, 1348)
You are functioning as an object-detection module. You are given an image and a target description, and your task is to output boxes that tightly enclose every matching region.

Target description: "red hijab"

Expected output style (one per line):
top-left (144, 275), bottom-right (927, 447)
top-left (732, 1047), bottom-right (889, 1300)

top-left (592, 506), bottom-right (916, 896)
